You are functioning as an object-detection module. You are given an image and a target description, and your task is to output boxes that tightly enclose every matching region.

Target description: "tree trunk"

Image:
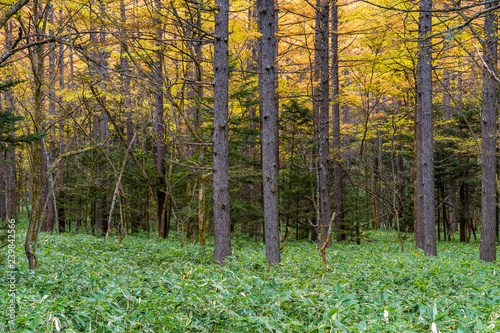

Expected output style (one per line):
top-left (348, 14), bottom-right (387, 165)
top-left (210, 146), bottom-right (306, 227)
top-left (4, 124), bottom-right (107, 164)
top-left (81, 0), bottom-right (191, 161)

top-left (198, 173), bottom-right (207, 247)
top-left (25, 2), bottom-right (45, 270)
top-left (213, 0), bottom-right (232, 262)
top-left (442, 70), bottom-right (458, 235)
top-left (154, 0), bottom-right (166, 238)
top-left (331, 1), bottom-right (344, 242)
top-left (311, 0), bottom-right (321, 242)
top-left (258, 0), bottom-right (280, 265)
top-left (479, 1), bottom-right (498, 263)
top-left (43, 4), bottom-right (56, 232)
top-left (2, 23), bottom-right (16, 222)
top-left (417, 0), bottom-right (436, 256)
top-left (319, 0), bottom-right (331, 247)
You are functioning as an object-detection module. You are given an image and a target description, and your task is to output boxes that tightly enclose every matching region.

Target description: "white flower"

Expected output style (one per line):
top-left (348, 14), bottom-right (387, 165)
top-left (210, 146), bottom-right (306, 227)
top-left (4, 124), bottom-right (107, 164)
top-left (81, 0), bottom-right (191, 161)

top-left (383, 309), bottom-right (389, 322)
top-left (431, 322), bottom-right (438, 333)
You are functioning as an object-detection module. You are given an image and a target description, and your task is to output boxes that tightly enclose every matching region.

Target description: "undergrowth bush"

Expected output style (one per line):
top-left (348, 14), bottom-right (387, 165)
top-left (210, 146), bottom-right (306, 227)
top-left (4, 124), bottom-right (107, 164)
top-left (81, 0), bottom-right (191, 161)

top-left (1, 231), bottom-right (499, 332)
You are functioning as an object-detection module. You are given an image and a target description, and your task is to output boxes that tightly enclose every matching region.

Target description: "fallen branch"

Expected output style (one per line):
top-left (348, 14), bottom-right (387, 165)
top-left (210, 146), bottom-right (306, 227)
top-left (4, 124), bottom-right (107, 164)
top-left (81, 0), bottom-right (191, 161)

top-left (105, 132), bottom-right (136, 240)
top-left (307, 217), bottom-right (320, 249)
top-left (280, 226), bottom-right (291, 252)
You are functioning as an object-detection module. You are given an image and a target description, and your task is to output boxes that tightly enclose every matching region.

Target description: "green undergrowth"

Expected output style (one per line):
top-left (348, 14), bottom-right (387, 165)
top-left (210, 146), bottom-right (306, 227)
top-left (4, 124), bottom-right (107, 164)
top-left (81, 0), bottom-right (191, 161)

top-left (1, 231), bottom-right (499, 332)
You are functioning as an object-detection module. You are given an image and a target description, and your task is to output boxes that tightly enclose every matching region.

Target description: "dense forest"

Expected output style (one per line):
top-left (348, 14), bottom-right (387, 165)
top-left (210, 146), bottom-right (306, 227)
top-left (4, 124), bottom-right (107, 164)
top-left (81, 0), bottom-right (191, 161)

top-left (1, 0), bottom-right (500, 266)
top-left (1, 0), bottom-right (500, 331)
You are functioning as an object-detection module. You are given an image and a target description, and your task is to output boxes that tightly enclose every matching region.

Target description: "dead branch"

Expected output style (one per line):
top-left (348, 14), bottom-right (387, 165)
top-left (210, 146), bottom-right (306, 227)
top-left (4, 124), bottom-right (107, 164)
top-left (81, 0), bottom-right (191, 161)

top-left (280, 226), bottom-right (291, 252)
top-left (321, 212), bottom-right (336, 269)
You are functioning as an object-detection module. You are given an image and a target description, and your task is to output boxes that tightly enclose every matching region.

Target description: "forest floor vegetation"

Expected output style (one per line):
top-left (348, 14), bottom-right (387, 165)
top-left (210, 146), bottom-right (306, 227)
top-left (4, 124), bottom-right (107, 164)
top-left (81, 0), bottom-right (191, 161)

top-left (1, 226), bottom-right (499, 332)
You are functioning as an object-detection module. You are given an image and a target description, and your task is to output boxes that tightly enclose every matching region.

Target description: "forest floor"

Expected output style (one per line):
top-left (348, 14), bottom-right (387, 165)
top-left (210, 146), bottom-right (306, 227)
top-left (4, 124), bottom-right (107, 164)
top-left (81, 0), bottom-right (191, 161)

top-left (1, 224), bottom-right (499, 332)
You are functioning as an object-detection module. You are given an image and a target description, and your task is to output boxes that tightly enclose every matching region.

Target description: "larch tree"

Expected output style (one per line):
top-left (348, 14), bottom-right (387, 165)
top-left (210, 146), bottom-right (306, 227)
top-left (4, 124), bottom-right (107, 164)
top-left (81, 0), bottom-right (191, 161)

top-left (25, 0), bottom-right (47, 270)
top-left (0, 22), bottom-right (16, 223)
top-left (43, 3), bottom-right (57, 233)
top-left (416, 0), bottom-right (436, 256)
top-left (154, 0), bottom-right (167, 238)
top-left (479, 0), bottom-right (497, 263)
top-left (213, 0), bottom-right (232, 263)
top-left (318, 0), bottom-right (331, 246)
top-left (331, 0), bottom-right (344, 242)
top-left (258, 0), bottom-right (280, 265)
top-left (57, 10), bottom-right (66, 235)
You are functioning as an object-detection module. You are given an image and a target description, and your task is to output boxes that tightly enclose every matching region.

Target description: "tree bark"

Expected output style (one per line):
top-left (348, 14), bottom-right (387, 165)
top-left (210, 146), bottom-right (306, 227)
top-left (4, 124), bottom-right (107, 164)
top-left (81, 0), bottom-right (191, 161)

top-left (43, 4), bottom-right (56, 232)
top-left (443, 70), bottom-right (458, 235)
top-left (58, 12), bottom-right (66, 234)
top-left (154, 0), bottom-right (166, 238)
top-left (479, 1), bottom-right (498, 263)
top-left (2, 23), bottom-right (16, 222)
top-left (121, 0), bottom-right (133, 146)
top-left (258, 0), bottom-right (280, 265)
top-left (319, 0), bottom-right (331, 247)
top-left (331, 0), bottom-right (344, 242)
top-left (25, 2), bottom-right (45, 270)
top-left (417, 0), bottom-right (436, 256)
top-left (213, 0), bottom-right (232, 262)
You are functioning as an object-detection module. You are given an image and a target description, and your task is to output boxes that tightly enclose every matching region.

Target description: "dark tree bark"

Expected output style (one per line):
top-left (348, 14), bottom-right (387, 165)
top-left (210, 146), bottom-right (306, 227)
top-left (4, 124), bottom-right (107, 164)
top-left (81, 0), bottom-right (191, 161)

top-left (120, 0), bottom-right (133, 146)
top-left (213, 0), bottom-right (232, 263)
top-left (154, 0), bottom-right (167, 238)
top-left (25, 2), bottom-right (45, 269)
top-left (417, 0), bottom-right (436, 256)
top-left (331, 0), bottom-right (344, 242)
top-left (57, 11), bottom-right (66, 234)
top-left (442, 70), bottom-right (458, 235)
top-left (1, 23), bottom-right (16, 222)
top-left (43, 4), bottom-right (56, 232)
top-left (258, 0), bottom-right (280, 265)
top-left (479, 1), bottom-right (498, 263)
top-left (318, 0), bottom-right (331, 246)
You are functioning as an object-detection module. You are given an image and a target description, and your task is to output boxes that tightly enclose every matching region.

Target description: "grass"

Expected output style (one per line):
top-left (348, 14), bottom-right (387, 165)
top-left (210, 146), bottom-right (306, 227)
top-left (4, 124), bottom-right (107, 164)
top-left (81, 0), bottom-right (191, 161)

top-left (1, 229), bottom-right (499, 332)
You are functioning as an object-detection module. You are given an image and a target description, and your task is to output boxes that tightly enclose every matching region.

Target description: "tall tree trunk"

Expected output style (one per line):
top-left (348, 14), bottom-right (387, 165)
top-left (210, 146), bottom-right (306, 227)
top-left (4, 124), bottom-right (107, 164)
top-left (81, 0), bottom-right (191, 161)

top-left (417, 0), bottom-right (436, 256)
top-left (213, 0), bottom-right (232, 262)
top-left (43, 4), bottom-right (56, 232)
top-left (319, 0), bottom-right (331, 247)
top-left (194, 4), bottom-right (206, 244)
top-left (443, 70), bottom-right (458, 234)
top-left (154, 0), bottom-right (166, 238)
top-left (479, 1), bottom-right (498, 263)
top-left (331, 0), bottom-right (344, 242)
top-left (98, 4), bottom-right (110, 236)
top-left (25, 2), bottom-right (45, 270)
top-left (2, 22), bottom-right (16, 222)
top-left (57, 10), bottom-right (66, 234)
top-left (258, 0), bottom-right (280, 265)
top-left (312, 0), bottom-right (321, 240)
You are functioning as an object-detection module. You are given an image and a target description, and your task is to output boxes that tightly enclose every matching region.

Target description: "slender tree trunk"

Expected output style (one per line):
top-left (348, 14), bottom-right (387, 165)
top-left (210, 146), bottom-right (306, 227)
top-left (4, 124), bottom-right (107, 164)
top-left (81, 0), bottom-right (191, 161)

top-left (258, 0), bottom-right (280, 265)
top-left (417, 0), bottom-right (436, 256)
top-left (198, 173), bottom-right (207, 247)
top-left (213, 0), bottom-right (232, 262)
top-left (2, 23), bottom-right (16, 222)
top-left (58, 18), bottom-right (66, 234)
top-left (43, 4), bottom-right (56, 232)
top-left (479, 1), bottom-right (498, 263)
top-left (312, 0), bottom-right (321, 242)
top-left (25, 2), bottom-right (45, 270)
top-left (154, 0), bottom-right (166, 238)
top-left (106, 133), bottom-right (136, 240)
top-left (332, 1), bottom-right (344, 241)
top-left (442, 70), bottom-right (458, 235)
top-left (415, 91), bottom-right (424, 249)
top-left (319, 0), bottom-right (331, 247)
